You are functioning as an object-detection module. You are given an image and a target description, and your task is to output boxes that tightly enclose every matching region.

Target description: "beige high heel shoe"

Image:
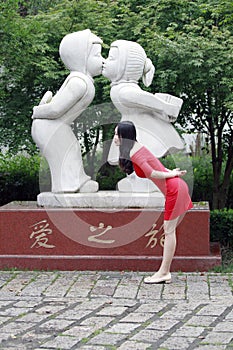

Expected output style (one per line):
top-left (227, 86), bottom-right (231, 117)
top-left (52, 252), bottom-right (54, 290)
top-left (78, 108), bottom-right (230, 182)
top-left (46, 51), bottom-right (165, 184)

top-left (144, 272), bottom-right (171, 284)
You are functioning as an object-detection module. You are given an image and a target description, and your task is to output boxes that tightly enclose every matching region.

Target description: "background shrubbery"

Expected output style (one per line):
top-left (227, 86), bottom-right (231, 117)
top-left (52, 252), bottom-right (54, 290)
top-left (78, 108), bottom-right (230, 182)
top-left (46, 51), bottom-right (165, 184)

top-left (1, 152), bottom-right (233, 249)
top-left (1, 152), bottom-right (232, 209)
top-left (210, 209), bottom-right (233, 249)
top-left (0, 153), bottom-right (40, 205)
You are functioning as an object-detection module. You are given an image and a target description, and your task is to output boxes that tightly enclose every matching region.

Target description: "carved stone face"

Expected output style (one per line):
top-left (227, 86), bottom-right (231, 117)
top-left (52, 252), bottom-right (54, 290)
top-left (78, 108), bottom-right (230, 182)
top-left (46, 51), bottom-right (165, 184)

top-left (59, 29), bottom-right (103, 75)
top-left (102, 46), bottom-right (119, 81)
top-left (103, 40), bottom-right (147, 84)
top-left (87, 43), bottom-right (103, 77)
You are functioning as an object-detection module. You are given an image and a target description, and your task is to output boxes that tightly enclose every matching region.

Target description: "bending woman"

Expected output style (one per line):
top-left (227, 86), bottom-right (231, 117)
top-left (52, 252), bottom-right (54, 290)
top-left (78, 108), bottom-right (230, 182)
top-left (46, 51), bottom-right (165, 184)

top-left (115, 121), bottom-right (193, 284)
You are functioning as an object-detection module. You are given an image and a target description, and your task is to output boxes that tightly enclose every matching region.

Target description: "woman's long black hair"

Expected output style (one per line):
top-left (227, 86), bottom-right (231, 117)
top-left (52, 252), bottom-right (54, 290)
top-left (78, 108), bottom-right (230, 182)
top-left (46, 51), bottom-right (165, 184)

top-left (117, 121), bottom-right (137, 175)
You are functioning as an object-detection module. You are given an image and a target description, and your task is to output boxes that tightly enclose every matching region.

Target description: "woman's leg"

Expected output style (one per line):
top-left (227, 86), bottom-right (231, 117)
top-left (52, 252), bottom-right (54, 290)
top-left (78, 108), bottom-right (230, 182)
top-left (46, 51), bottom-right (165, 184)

top-left (144, 216), bottom-right (181, 284)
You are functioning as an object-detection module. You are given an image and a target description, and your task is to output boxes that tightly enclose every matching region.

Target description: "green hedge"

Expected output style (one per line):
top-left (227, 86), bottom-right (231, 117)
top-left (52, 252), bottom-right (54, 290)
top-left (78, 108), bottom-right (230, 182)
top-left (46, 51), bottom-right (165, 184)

top-left (0, 153), bottom-right (40, 206)
top-left (0, 153), bottom-right (233, 248)
top-left (210, 209), bottom-right (233, 248)
top-left (0, 153), bottom-right (232, 209)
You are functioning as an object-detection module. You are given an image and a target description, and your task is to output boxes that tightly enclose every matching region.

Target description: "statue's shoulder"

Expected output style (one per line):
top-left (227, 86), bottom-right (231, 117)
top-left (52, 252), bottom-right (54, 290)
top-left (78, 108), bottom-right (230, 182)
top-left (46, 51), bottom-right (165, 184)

top-left (112, 83), bottom-right (140, 101)
top-left (64, 72), bottom-right (93, 90)
top-left (67, 71), bottom-right (90, 82)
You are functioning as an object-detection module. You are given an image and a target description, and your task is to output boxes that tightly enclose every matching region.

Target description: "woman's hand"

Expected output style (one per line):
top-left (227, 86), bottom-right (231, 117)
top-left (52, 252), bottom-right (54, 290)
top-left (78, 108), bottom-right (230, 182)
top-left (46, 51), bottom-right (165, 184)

top-left (171, 168), bottom-right (187, 177)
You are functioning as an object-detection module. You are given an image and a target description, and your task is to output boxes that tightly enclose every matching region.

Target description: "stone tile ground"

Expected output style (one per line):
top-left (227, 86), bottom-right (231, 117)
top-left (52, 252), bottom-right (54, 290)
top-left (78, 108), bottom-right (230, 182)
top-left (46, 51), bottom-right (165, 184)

top-left (0, 271), bottom-right (232, 349)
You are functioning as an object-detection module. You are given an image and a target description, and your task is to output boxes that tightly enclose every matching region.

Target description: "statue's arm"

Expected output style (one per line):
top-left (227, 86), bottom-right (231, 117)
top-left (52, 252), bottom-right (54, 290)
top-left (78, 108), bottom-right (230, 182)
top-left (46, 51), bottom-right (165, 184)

top-left (120, 87), bottom-right (181, 122)
top-left (32, 78), bottom-right (86, 120)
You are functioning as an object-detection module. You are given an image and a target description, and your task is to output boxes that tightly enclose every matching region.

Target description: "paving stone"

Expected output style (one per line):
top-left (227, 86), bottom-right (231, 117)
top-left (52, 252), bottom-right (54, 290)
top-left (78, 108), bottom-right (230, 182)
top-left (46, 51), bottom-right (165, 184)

top-left (66, 275), bottom-right (97, 298)
top-left (172, 325), bottom-right (205, 337)
top-left (137, 283), bottom-right (163, 300)
top-left (42, 335), bottom-right (79, 349)
top-left (107, 322), bottom-right (139, 334)
top-left (196, 304), bottom-right (230, 316)
top-left (21, 330), bottom-right (52, 341)
top-left (62, 325), bottom-right (95, 338)
top-left (146, 318), bottom-right (179, 330)
top-left (162, 279), bottom-right (186, 300)
top-left (0, 321), bottom-right (33, 334)
top-left (56, 307), bottom-right (93, 321)
top-left (19, 272), bottom-right (55, 296)
top-left (43, 272), bottom-right (77, 297)
top-left (80, 316), bottom-right (115, 329)
top-left (118, 340), bottom-right (152, 349)
top-left (78, 298), bottom-right (109, 310)
top-left (38, 318), bottom-right (74, 331)
top-left (113, 276), bottom-right (142, 299)
top-left (78, 346), bottom-right (107, 349)
top-left (0, 271), bottom-right (232, 349)
top-left (120, 311), bottom-right (154, 323)
top-left (35, 302), bottom-right (71, 316)
top-left (186, 315), bottom-right (217, 326)
top-left (135, 302), bottom-right (167, 313)
top-left (160, 335), bottom-right (196, 349)
top-left (110, 298), bottom-right (138, 307)
top-left (96, 305), bottom-right (128, 316)
top-left (194, 346), bottom-right (226, 349)
top-left (17, 312), bottom-right (49, 323)
top-left (88, 331), bottom-right (127, 345)
top-left (91, 278), bottom-right (119, 297)
top-left (0, 307), bottom-right (31, 317)
top-left (200, 331), bottom-right (233, 344)
top-left (131, 329), bottom-right (166, 342)
top-left (213, 320), bottom-right (233, 332)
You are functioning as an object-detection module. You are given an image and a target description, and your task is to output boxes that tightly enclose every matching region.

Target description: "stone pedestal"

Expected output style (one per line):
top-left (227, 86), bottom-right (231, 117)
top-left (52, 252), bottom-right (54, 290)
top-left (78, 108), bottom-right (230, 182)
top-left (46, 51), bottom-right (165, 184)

top-left (37, 190), bottom-right (165, 208)
top-left (0, 197), bottom-right (221, 272)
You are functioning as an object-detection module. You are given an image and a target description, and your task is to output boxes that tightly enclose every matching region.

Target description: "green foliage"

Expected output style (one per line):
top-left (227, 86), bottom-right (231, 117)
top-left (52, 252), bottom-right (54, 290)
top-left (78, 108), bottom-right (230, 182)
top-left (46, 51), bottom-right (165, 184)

top-left (134, 0), bottom-right (233, 209)
top-left (96, 162), bottom-right (125, 190)
top-left (0, 153), bottom-right (40, 206)
top-left (1, 0), bottom-right (233, 208)
top-left (210, 209), bottom-right (233, 248)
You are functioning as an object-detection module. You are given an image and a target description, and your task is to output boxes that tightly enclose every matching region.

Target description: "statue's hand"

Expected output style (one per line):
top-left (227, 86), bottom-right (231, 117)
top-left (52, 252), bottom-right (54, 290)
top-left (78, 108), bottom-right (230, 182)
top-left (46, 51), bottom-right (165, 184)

top-left (31, 106), bottom-right (39, 119)
top-left (39, 91), bottom-right (53, 105)
top-left (168, 115), bottom-right (177, 123)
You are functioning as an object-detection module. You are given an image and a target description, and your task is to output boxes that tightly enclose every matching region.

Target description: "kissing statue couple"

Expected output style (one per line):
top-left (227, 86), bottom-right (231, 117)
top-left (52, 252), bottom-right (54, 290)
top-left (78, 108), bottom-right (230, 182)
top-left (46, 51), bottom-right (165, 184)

top-left (31, 29), bottom-right (184, 194)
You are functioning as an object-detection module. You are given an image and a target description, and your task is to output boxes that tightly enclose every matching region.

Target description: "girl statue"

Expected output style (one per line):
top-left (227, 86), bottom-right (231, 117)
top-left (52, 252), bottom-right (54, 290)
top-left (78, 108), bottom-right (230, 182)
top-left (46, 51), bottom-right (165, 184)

top-left (102, 40), bottom-right (184, 192)
top-left (32, 29), bottom-right (103, 193)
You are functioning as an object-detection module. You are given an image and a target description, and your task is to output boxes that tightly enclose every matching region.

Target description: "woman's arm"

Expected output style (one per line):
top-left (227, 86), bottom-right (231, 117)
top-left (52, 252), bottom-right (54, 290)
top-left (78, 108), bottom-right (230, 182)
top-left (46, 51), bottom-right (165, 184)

top-left (151, 168), bottom-right (187, 179)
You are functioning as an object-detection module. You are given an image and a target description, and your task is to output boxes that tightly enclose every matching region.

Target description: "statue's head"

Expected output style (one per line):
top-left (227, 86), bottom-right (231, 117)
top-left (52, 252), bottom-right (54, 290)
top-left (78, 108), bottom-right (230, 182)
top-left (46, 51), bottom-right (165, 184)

top-left (102, 40), bottom-right (154, 86)
top-left (59, 29), bottom-right (103, 77)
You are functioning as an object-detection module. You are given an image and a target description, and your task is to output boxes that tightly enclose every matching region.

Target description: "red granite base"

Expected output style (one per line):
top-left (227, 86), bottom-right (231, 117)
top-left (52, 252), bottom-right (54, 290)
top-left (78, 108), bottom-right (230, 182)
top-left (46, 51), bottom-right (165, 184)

top-left (0, 202), bottom-right (221, 271)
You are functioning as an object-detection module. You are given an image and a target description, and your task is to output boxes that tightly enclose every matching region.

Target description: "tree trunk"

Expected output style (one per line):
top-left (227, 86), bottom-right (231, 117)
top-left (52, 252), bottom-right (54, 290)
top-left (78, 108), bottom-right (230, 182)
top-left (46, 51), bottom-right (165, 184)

top-left (212, 186), bottom-right (229, 210)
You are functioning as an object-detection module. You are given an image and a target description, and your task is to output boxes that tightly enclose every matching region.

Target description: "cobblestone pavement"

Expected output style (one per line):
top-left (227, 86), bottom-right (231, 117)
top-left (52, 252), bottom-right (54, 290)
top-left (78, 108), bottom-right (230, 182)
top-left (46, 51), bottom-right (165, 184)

top-left (0, 270), bottom-right (232, 349)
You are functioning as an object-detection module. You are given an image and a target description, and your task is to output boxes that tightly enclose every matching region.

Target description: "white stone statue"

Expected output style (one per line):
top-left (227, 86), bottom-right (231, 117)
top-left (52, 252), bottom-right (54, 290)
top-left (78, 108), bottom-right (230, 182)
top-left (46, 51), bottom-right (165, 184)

top-left (31, 29), bottom-right (103, 193)
top-left (102, 40), bottom-right (184, 192)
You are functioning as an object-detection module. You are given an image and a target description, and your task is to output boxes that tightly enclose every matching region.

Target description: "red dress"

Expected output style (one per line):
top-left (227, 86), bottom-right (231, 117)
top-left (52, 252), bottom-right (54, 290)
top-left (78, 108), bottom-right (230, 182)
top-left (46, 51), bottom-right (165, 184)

top-left (131, 146), bottom-right (193, 220)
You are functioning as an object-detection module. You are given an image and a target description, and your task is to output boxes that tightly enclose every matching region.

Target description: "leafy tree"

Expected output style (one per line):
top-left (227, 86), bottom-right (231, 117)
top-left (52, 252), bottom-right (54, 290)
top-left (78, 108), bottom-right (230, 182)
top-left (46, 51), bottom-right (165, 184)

top-left (135, 0), bottom-right (233, 209)
top-left (0, 0), bottom-right (115, 152)
top-left (1, 0), bottom-right (233, 209)
top-left (0, 0), bottom-right (66, 153)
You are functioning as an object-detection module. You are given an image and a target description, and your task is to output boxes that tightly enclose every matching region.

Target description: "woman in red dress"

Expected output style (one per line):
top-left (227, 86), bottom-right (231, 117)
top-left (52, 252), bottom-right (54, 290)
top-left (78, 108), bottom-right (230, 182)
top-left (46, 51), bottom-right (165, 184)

top-left (115, 121), bottom-right (193, 284)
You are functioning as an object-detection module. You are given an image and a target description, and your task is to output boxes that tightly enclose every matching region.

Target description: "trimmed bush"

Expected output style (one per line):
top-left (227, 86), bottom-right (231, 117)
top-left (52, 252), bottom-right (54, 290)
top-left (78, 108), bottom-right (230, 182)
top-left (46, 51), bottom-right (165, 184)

top-left (210, 209), bottom-right (233, 248)
top-left (0, 153), bottom-right (232, 211)
top-left (0, 153), bottom-right (40, 206)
